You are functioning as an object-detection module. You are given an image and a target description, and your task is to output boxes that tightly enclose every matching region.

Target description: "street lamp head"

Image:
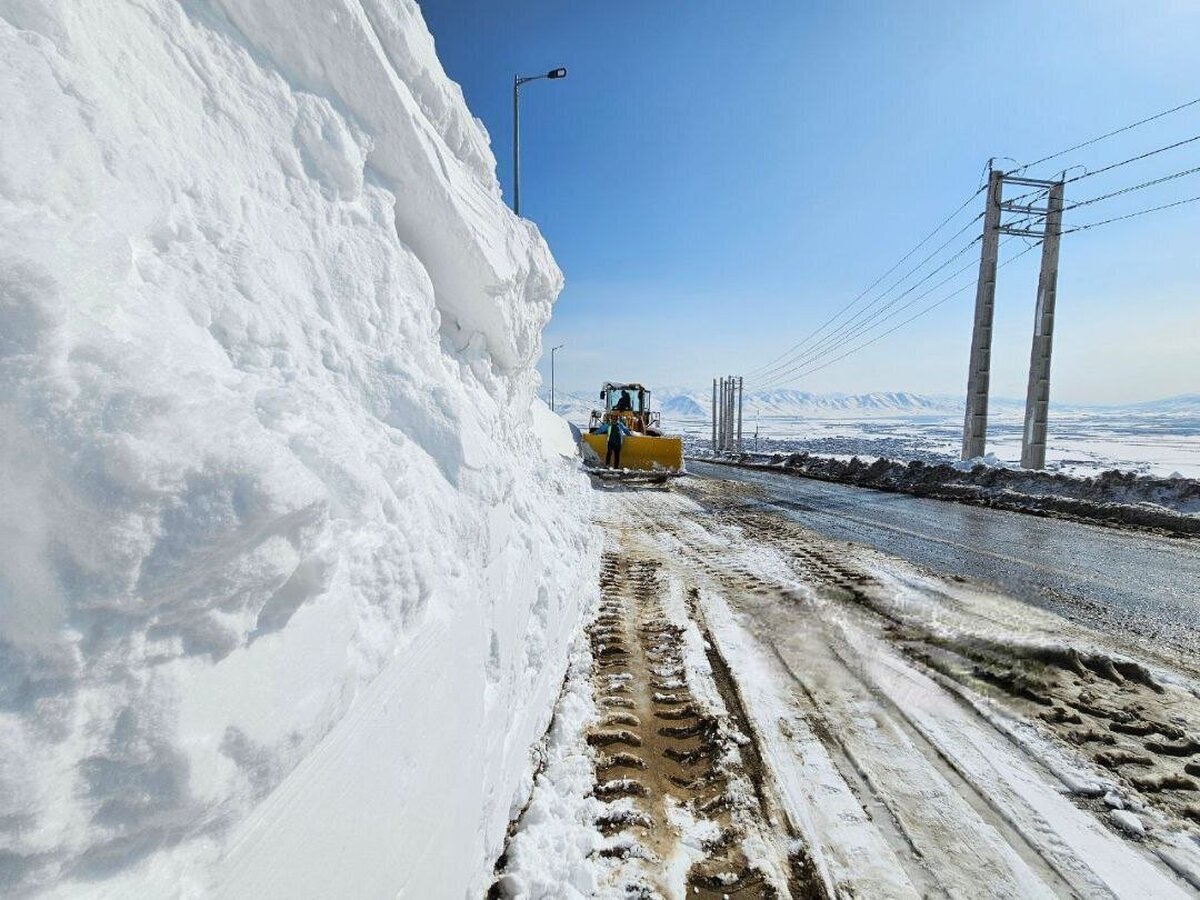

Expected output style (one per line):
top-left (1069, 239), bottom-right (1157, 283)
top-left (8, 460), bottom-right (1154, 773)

top-left (547, 67), bottom-right (567, 79)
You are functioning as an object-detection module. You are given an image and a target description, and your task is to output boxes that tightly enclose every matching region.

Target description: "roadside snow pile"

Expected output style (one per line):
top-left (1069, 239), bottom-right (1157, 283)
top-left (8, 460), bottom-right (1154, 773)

top-left (0, 2), bottom-right (596, 897)
top-left (952, 453), bottom-right (1013, 472)
top-left (722, 452), bottom-right (1200, 535)
top-left (531, 399), bottom-right (583, 459)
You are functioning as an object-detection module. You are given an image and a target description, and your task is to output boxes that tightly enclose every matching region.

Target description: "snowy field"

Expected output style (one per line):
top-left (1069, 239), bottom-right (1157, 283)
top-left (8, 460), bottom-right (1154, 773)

top-left (550, 389), bottom-right (1200, 478)
top-left (673, 410), bottom-right (1200, 479)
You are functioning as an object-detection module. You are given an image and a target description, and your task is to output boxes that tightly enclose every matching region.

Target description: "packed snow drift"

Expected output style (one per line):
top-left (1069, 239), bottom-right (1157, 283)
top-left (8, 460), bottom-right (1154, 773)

top-left (0, 1), bottom-right (597, 896)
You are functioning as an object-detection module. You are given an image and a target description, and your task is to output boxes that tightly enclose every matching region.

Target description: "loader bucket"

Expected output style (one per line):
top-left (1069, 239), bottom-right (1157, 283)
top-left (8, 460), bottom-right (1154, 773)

top-left (581, 432), bottom-right (683, 472)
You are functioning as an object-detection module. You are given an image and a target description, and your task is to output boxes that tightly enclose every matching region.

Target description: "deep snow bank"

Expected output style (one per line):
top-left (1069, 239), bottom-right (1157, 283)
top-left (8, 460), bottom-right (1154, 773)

top-left (0, 1), bottom-right (596, 895)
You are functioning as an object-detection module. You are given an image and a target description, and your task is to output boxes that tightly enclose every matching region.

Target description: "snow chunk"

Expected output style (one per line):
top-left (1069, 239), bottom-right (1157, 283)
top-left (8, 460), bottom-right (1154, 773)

top-left (1110, 810), bottom-right (1146, 837)
top-left (952, 453), bottom-right (1015, 472)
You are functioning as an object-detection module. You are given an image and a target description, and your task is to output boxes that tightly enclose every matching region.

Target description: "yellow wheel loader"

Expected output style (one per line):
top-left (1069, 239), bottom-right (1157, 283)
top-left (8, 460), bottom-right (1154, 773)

top-left (580, 382), bottom-right (685, 484)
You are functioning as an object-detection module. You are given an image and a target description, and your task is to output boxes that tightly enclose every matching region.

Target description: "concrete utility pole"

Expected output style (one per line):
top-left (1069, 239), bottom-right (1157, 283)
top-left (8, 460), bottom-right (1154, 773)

top-left (729, 376), bottom-right (739, 453)
top-left (719, 377), bottom-right (725, 451)
top-left (717, 377), bottom-right (726, 451)
top-left (962, 169), bottom-right (1004, 460)
top-left (1020, 181), bottom-right (1065, 469)
top-left (726, 375), bottom-right (735, 451)
top-left (712, 378), bottom-right (718, 451)
top-left (720, 376), bottom-right (729, 453)
top-left (549, 344), bottom-right (564, 412)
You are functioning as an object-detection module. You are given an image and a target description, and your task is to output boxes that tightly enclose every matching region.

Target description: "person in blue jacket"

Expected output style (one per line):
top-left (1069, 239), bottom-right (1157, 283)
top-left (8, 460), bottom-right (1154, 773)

top-left (605, 418), bottom-right (629, 468)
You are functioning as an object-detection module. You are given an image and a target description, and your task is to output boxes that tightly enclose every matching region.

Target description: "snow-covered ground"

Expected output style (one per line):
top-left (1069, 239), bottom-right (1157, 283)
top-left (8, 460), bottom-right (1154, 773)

top-left (493, 478), bottom-right (1200, 898)
top-left (709, 409), bottom-right (1200, 480)
top-left (0, 2), bottom-right (598, 896)
top-left (548, 389), bottom-right (1200, 478)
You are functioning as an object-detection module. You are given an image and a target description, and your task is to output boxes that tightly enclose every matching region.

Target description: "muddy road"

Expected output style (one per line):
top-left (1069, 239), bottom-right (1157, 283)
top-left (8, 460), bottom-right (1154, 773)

top-left (490, 474), bottom-right (1200, 898)
top-left (689, 460), bottom-right (1200, 658)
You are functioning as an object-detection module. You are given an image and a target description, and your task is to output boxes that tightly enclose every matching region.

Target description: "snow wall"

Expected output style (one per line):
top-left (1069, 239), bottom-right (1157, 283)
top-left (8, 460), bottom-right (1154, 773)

top-left (0, 1), bottom-right (598, 896)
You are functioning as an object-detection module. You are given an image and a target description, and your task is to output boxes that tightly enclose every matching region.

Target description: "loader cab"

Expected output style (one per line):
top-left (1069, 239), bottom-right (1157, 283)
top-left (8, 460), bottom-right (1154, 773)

top-left (602, 386), bottom-right (645, 414)
top-left (594, 382), bottom-right (661, 434)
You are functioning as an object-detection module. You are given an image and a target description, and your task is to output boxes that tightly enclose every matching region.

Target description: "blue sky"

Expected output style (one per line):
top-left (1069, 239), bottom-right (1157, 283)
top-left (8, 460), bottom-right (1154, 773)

top-left (421, 2), bottom-right (1200, 403)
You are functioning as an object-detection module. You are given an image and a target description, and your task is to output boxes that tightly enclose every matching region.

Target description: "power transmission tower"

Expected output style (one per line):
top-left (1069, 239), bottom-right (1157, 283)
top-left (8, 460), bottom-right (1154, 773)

top-left (961, 167), bottom-right (1065, 466)
top-left (712, 375), bottom-right (744, 454)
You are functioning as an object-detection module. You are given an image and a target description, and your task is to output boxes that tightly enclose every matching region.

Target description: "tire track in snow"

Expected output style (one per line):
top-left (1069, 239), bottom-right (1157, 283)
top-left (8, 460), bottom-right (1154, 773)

top-left (585, 549), bottom-right (809, 898)
top-left (490, 544), bottom-right (815, 899)
top-left (695, 480), bottom-right (1200, 853)
top-left (626, 481), bottom-right (1197, 897)
top-left (625, 502), bottom-right (1064, 897)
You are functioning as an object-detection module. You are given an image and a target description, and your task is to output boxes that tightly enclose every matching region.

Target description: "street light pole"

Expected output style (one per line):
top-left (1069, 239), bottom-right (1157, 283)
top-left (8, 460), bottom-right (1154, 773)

top-left (550, 344), bottom-right (564, 411)
top-left (512, 75), bottom-right (520, 216)
top-left (512, 67), bottom-right (567, 216)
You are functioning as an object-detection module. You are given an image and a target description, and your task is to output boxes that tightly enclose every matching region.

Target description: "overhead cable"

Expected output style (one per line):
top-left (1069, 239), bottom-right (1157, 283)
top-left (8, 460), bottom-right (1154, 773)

top-left (757, 235), bottom-right (983, 385)
top-left (1061, 194), bottom-right (1200, 235)
top-left (756, 236), bottom-right (997, 391)
top-left (1007, 96), bottom-right (1200, 175)
top-left (746, 185), bottom-right (986, 379)
top-left (1064, 164), bottom-right (1200, 210)
top-left (767, 242), bottom-right (1042, 387)
top-left (1064, 133), bottom-right (1200, 184)
top-left (752, 215), bottom-right (983, 384)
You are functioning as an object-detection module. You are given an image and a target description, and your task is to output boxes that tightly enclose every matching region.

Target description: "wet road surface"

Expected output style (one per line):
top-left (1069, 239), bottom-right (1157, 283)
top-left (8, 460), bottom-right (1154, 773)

top-left (688, 461), bottom-right (1200, 657)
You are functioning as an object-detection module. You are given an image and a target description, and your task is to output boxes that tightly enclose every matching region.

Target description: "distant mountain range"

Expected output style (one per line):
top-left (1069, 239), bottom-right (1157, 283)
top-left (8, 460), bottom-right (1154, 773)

top-left (542, 388), bottom-right (1200, 425)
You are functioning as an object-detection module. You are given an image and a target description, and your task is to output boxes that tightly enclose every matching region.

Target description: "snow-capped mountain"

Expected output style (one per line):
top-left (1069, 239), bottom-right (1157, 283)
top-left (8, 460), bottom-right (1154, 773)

top-left (745, 389), bottom-right (957, 417)
top-left (543, 386), bottom-right (1200, 425)
top-left (658, 393), bottom-right (708, 417)
top-left (546, 387), bottom-right (966, 422)
top-left (1118, 394), bottom-right (1200, 415)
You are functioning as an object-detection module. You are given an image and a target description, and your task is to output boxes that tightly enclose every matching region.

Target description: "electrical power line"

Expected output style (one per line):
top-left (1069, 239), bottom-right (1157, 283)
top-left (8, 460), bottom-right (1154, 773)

top-left (1065, 164), bottom-right (1200, 210)
top-left (1064, 133), bottom-right (1200, 184)
top-left (753, 219), bottom-right (984, 384)
top-left (746, 185), bottom-right (985, 379)
top-left (763, 156), bottom-right (1196, 389)
top-left (764, 242), bottom-right (1043, 387)
top-left (1007, 96), bottom-right (1200, 175)
top-left (1002, 184), bottom-right (1051, 207)
top-left (1061, 193), bottom-right (1200, 235)
top-left (755, 155), bottom-right (1196, 389)
top-left (754, 235), bottom-right (983, 389)
top-left (757, 235), bottom-right (1013, 391)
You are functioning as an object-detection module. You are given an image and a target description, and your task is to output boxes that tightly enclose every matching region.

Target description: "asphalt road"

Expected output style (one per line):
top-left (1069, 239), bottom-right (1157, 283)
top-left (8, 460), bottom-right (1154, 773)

top-left (688, 461), bottom-right (1200, 657)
